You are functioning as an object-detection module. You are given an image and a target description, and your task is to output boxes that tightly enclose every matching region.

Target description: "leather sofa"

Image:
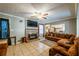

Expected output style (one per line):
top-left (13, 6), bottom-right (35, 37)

top-left (45, 32), bottom-right (75, 42)
top-left (0, 40), bottom-right (8, 56)
top-left (49, 38), bottom-right (79, 56)
top-left (45, 32), bottom-right (76, 48)
top-left (45, 32), bottom-right (78, 56)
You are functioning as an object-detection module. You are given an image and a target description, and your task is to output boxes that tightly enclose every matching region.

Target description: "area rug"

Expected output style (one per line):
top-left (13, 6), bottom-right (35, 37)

top-left (40, 39), bottom-right (57, 47)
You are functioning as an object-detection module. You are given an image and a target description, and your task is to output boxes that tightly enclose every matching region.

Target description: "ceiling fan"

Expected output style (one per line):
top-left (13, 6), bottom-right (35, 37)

top-left (30, 12), bottom-right (48, 19)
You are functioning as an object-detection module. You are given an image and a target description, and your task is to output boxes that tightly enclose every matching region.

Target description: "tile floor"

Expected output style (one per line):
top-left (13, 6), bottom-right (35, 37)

top-left (6, 40), bottom-right (50, 56)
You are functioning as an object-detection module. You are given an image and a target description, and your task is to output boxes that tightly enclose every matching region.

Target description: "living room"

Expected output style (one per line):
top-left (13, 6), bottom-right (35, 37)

top-left (0, 3), bottom-right (79, 56)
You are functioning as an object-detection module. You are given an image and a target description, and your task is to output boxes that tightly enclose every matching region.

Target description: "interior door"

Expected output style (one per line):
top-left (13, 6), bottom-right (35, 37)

top-left (0, 18), bottom-right (10, 39)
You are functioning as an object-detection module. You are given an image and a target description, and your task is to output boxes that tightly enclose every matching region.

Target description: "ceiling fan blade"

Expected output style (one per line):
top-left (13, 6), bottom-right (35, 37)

top-left (42, 17), bottom-right (47, 19)
top-left (43, 13), bottom-right (48, 16)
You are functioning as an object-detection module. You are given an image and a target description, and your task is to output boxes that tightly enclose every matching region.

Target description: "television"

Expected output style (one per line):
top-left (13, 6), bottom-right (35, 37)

top-left (27, 20), bottom-right (38, 27)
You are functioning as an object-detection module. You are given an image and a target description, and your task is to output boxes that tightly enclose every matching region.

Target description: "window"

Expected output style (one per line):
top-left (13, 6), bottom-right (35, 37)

top-left (52, 24), bottom-right (65, 33)
top-left (45, 24), bottom-right (65, 33)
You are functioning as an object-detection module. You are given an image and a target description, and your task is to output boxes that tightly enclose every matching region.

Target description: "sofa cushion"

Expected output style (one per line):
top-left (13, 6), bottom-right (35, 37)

top-left (48, 33), bottom-right (51, 36)
top-left (57, 39), bottom-right (73, 49)
top-left (51, 33), bottom-right (54, 36)
top-left (65, 34), bottom-right (71, 39)
top-left (0, 40), bottom-right (8, 49)
top-left (53, 45), bottom-right (67, 51)
top-left (68, 45), bottom-right (77, 56)
top-left (53, 45), bottom-right (69, 56)
top-left (69, 35), bottom-right (75, 44)
top-left (74, 38), bottom-right (79, 56)
top-left (50, 37), bottom-right (61, 42)
top-left (56, 33), bottom-right (60, 37)
top-left (69, 37), bottom-right (75, 44)
top-left (52, 33), bottom-right (56, 37)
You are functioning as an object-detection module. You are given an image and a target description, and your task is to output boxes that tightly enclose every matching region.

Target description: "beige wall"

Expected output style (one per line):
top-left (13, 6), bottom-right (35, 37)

top-left (44, 18), bottom-right (76, 34)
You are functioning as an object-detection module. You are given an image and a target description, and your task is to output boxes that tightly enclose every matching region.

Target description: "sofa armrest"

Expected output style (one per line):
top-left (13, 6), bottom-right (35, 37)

top-left (53, 46), bottom-right (69, 56)
top-left (0, 48), bottom-right (7, 56)
top-left (0, 40), bottom-right (8, 56)
top-left (49, 48), bottom-right (57, 56)
top-left (54, 48), bottom-right (69, 56)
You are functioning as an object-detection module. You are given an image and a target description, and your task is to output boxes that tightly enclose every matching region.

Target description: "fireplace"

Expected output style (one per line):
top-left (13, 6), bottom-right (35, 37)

top-left (28, 33), bottom-right (38, 39)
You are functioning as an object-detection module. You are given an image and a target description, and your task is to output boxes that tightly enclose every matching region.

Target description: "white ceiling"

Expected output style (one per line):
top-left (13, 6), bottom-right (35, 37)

top-left (0, 3), bottom-right (76, 24)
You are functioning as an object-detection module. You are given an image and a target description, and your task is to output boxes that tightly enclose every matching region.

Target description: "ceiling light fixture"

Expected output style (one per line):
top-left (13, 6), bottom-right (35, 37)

top-left (31, 12), bottom-right (48, 19)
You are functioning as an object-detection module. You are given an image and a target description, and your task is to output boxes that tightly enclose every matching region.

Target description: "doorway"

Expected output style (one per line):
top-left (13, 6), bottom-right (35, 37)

top-left (0, 18), bottom-right (10, 44)
top-left (38, 24), bottom-right (44, 40)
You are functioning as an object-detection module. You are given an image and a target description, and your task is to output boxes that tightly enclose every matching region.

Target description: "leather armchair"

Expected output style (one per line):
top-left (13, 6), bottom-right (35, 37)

top-left (0, 40), bottom-right (8, 56)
